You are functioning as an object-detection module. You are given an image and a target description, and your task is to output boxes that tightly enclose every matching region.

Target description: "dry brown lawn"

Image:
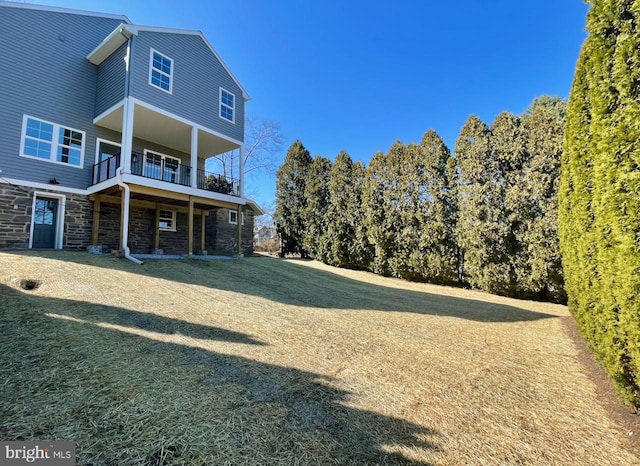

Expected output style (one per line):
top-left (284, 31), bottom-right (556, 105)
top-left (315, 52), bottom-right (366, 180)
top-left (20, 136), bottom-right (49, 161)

top-left (0, 250), bottom-right (637, 465)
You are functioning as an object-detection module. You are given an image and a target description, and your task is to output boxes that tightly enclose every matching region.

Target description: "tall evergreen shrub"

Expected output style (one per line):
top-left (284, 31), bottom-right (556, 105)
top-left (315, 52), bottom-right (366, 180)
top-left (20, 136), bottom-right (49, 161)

top-left (559, 0), bottom-right (640, 405)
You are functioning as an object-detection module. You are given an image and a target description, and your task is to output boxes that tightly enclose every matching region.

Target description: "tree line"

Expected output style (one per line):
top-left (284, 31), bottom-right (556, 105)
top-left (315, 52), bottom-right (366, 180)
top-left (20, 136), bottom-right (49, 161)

top-left (275, 96), bottom-right (567, 303)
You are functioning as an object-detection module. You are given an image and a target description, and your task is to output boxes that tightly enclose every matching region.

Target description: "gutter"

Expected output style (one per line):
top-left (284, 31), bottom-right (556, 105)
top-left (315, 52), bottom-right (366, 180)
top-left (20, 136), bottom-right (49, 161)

top-left (116, 174), bottom-right (143, 265)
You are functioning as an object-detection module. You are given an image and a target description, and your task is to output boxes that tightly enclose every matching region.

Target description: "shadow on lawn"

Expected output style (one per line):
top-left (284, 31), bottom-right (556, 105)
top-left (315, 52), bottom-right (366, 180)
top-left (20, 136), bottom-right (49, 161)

top-left (21, 250), bottom-right (559, 323)
top-left (0, 283), bottom-right (438, 465)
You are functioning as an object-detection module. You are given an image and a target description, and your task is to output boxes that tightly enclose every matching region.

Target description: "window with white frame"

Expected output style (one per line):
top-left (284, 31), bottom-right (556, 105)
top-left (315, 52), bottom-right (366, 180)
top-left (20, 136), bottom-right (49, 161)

top-left (159, 210), bottom-right (176, 231)
top-left (219, 88), bottom-right (235, 123)
top-left (228, 210), bottom-right (244, 225)
top-left (21, 115), bottom-right (85, 168)
top-left (149, 49), bottom-right (173, 93)
top-left (143, 150), bottom-right (181, 183)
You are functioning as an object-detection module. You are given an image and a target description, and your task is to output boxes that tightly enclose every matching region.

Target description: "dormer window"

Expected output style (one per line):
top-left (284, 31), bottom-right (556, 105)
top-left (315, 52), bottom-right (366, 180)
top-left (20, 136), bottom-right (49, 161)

top-left (149, 49), bottom-right (173, 93)
top-left (219, 88), bottom-right (235, 123)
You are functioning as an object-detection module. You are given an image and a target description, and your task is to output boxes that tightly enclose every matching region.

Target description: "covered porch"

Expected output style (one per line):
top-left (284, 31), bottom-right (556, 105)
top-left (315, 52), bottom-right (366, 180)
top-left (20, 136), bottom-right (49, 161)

top-left (92, 97), bottom-right (244, 197)
top-left (89, 183), bottom-right (246, 257)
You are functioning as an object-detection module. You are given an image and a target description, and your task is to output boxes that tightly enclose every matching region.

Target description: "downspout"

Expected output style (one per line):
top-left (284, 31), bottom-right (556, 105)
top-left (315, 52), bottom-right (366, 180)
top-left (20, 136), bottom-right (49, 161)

top-left (115, 30), bottom-right (142, 265)
top-left (116, 175), bottom-right (143, 265)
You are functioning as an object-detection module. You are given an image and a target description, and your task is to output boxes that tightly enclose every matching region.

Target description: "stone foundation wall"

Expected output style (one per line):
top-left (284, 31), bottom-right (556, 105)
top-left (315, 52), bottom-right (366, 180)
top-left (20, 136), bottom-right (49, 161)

top-left (0, 184), bottom-right (92, 250)
top-left (97, 203), bottom-right (206, 254)
top-left (96, 203), bottom-right (121, 252)
top-left (209, 207), bottom-right (254, 255)
top-left (156, 211), bottom-right (203, 255)
top-left (0, 184), bottom-right (255, 256)
top-left (64, 195), bottom-right (93, 249)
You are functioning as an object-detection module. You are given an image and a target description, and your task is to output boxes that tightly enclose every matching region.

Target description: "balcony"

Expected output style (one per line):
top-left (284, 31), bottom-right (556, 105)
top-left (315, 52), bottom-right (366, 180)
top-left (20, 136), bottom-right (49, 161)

top-left (92, 152), bottom-right (240, 196)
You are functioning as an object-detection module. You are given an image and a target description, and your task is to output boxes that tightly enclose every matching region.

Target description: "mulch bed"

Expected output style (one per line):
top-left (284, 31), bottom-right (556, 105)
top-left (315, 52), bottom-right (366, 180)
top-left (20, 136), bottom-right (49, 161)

top-left (562, 316), bottom-right (640, 455)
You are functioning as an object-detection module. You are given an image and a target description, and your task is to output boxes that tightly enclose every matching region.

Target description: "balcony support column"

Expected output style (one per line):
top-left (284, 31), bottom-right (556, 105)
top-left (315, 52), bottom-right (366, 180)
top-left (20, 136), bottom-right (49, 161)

top-left (190, 127), bottom-right (198, 188)
top-left (121, 99), bottom-right (134, 174)
top-left (91, 195), bottom-right (101, 245)
top-left (239, 144), bottom-right (245, 197)
top-left (188, 196), bottom-right (194, 255)
top-left (236, 204), bottom-right (242, 257)
top-left (154, 205), bottom-right (161, 250)
top-left (200, 210), bottom-right (206, 252)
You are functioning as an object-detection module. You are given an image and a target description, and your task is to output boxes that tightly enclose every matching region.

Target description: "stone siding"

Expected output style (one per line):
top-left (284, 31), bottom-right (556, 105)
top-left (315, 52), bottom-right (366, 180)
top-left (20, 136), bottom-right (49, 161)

top-left (0, 184), bottom-right (92, 249)
top-left (208, 207), bottom-right (254, 255)
top-left (96, 203), bottom-right (121, 252)
top-left (0, 184), bottom-right (254, 255)
top-left (97, 203), bottom-right (206, 254)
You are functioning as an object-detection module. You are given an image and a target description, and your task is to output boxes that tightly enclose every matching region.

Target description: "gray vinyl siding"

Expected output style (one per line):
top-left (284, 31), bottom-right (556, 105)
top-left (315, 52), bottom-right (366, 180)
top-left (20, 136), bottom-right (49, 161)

top-left (0, 6), bottom-right (124, 189)
top-left (129, 31), bottom-right (244, 143)
top-left (95, 42), bottom-right (127, 116)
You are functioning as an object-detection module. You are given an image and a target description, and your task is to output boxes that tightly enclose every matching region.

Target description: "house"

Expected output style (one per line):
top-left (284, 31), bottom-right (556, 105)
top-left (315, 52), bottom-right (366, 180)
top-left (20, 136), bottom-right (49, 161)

top-left (254, 225), bottom-right (278, 244)
top-left (0, 1), bottom-right (263, 259)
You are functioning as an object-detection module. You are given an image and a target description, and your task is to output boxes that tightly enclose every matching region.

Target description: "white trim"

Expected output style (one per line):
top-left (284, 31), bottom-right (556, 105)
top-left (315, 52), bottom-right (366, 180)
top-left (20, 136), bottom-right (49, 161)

top-left (0, 178), bottom-right (87, 195)
top-left (121, 173), bottom-right (246, 205)
top-left (87, 24), bottom-right (134, 65)
top-left (245, 198), bottom-right (265, 216)
top-left (20, 115), bottom-right (86, 169)
top-left (94, 97), bottom-right (243, 146)
top-left (1, 176), bottom-right (247, 207)
top-left (219, 87), bottom-right (235, 124)
top-left (130, 97), bottom-right (244, 146)
top-left (158, 209), bottom-right (177, 232)
top-left (149, 48), bottom-right (173, 94)
top-left (228, 210), bottom-right (244, 225)
top-left (0, 1), bottom-right (131, 22)
top-left (190, 126), bottom-right (198, 188)
top-left (29, 192), bottom-right (66, 250)
top-left (95, 138), bottom-right (121, 164)
top-left (93, 99), bottom-right (125, 125)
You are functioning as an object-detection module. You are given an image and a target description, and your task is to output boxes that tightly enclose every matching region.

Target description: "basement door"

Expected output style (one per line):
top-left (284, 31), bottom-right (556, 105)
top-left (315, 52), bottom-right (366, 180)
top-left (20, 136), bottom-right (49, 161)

top-left (32, 198), bottom-right (58, 248)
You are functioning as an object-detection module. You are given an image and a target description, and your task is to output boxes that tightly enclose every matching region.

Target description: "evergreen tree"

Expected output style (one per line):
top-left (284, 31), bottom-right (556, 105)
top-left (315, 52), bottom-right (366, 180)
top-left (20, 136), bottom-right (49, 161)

top-left (363, 149), bottom-right (397, 275)
top-left (517, 96), bottom-right (567, 302)
top-left (490, 111), bottom-right (525, 296)
top-left (559, 0), bottom-right (640, 405)
top-left (388, 142), bottom-right (422, 279)
top-left (302, 155), bottom-right (332, 261)
top-left (414, 130), bottom-right (458, 282)
top-left (275, 140), bottom-right (312, 257)
top-left (350, 161), bottom-right (374, 270)
top-left (454, 115), bottom-right (511, 293)
top-left (325, 151), bottom-right (357, 268)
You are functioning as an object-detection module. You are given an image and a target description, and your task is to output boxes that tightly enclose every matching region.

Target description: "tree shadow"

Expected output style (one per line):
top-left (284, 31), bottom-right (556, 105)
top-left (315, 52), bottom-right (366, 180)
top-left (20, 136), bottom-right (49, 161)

top-left (49, 297), bottom-right (266, 345)
top-left (16, 251), bottom-right (558, 323)
top-left (0, 283), bottom-right (439, 464)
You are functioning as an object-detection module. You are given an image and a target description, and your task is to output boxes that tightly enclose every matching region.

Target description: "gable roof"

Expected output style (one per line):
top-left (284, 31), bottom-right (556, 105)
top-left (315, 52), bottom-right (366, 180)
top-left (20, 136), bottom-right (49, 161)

top-left (87, 23), bottom-right (250, 101)
top-left (0, 1), bottom-right (130, 23)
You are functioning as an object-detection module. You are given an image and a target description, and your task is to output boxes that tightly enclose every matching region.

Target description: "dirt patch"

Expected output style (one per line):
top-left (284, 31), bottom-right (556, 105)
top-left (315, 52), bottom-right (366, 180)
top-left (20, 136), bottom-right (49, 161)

top-left (19, 279), bottom-right (41, 291)
top-left (562, 316), bottom-right (640, 455)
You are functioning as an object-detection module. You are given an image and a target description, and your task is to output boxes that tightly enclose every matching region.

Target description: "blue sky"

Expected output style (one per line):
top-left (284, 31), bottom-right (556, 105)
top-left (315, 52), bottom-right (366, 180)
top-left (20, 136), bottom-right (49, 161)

top-left (27, 0), bottom-right (589, 207)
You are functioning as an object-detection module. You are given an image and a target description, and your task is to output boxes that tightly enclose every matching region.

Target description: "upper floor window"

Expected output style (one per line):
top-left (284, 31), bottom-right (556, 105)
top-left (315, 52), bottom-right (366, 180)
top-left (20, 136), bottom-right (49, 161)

top-left (149, 49), bottom-right (173, 94)
top-left (20, 115), bottom-right (85, 168)
top-left (220, 88), bottom-right (235, 123)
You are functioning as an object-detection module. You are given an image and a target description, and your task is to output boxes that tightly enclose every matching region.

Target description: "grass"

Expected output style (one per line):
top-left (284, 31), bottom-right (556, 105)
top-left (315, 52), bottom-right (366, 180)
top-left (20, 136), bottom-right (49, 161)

top-left (0, 250), bottom-right (637, 465)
